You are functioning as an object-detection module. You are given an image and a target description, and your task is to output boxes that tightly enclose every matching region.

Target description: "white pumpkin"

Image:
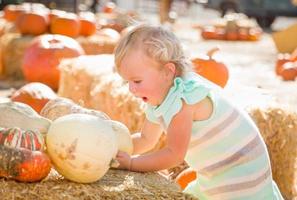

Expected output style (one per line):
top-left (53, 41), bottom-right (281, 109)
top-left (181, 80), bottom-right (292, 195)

top-left (108, 120), bottom-right (133, 155)
top-left (46, 113), bottom-right (118, 183)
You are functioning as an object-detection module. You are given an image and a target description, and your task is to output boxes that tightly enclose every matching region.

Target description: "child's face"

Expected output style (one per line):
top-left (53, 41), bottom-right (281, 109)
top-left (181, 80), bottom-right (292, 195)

top-left (118, 49), bottom-right (175, 106)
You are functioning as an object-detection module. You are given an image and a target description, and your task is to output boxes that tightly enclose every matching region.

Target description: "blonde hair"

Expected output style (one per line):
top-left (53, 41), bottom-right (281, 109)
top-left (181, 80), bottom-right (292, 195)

top-left (114, 24), bottom-right (193, 76)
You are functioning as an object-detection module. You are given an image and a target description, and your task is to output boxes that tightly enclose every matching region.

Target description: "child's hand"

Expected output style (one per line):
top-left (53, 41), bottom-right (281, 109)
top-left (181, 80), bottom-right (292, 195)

top-left (116, 151), bottom-right (132, 170)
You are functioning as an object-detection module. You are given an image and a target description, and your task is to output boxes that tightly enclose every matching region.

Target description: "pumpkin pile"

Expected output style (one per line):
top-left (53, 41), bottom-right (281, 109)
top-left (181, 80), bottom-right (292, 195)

top-left (0, 2), bottom-right (131, 81)
top-left (200, 13), bottom-right (262, 41)
top-left (2, 3), bottom-right (97, 38)
top-left (275, 47), bottom-right (297, 81)
top-left (0, 102), bottom-right (191, 199)
top-left (0, 97), bottom-right (134, 184)
top-left (1, 2), bottom-right (138, 38)
top-left (42, 98), bottom-right (133, 183)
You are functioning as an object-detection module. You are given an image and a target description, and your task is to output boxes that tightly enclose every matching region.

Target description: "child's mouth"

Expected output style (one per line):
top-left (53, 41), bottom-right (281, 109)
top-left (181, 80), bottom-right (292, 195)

top-left (142, 97), bottom-right (148, 102)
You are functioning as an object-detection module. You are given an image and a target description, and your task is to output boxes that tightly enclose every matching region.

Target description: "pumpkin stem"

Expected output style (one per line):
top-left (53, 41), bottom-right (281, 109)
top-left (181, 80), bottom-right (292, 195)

top-left (207, 47), bottom-right (220, 60)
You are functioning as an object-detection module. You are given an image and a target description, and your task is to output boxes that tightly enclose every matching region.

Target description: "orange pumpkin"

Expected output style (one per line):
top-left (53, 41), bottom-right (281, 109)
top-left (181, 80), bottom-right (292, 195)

top-left (48, 9), bottom-right (66, 24)
top-left (22, 34), bottom-right (85, 90)
top-left (15, 11), bottom-right (49, 35)
top-left (102, 2), bottom-right (116, 13)
top-left (11, 82), bottom-right (57, 113)
top-left (214, 27), bottom-right (226, 40)
top-left (79, 12), bottom-right (97, 36)
top-left (226, 31), bottom-right (238, 41)
top-left (275, 53), bottom-right (291, 75)
top-left (279, 61), bottom-right (297, 81)
top-left (192, 47), bottom-right (229, 88)
top-left (50, 13), bottom-right (80, 38)
top-left (175, 167), bottom-right (197, 189)
top-left (3, 4), bottom-right (26, 22)
top-left (201, 26), bottom-right (217, 40)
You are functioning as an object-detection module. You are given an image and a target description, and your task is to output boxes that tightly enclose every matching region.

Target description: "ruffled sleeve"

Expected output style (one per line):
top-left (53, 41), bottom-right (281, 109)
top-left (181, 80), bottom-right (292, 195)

top-left (145, 76), bottom-right (213, 128)
top-left (145, 105), bottom-right (160, 124)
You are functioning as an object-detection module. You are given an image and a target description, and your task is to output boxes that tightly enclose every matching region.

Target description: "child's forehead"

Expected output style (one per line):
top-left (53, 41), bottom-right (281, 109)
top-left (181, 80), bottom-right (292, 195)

top-left (119, 52), bottom-right (161, 76)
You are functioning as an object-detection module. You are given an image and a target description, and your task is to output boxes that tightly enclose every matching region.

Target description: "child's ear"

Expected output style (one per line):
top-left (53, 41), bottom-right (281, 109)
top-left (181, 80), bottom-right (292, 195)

top-left (164, 62), bottom-right (176, 77)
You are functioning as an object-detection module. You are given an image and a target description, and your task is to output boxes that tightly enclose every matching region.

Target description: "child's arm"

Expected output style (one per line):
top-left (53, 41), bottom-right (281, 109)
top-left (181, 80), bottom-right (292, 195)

top-left (117, 102), bottom-right (192, 171)
top-left (131, 119), bottom-right (163, 155)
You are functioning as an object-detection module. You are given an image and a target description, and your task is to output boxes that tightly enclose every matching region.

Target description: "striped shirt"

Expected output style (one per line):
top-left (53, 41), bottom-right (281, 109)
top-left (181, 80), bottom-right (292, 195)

top-left (145, 73), bottom-right (283, 200)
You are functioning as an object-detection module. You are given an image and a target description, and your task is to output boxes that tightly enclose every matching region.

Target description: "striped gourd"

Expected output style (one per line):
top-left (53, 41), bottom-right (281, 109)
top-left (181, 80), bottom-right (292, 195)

top-left (0, 127), bottom-right (44, 151)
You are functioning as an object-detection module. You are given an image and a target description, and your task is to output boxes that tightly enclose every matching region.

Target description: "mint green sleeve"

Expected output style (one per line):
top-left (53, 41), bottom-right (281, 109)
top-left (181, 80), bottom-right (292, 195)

top-left (152, 77), bottom-right (213, 128)
top-left (145, 105), bottom-right (160, 124)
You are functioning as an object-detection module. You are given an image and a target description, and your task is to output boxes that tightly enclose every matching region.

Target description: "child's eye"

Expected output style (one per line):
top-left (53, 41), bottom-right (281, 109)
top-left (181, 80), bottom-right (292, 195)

top-left (134, 80), bottom-right (142, 84)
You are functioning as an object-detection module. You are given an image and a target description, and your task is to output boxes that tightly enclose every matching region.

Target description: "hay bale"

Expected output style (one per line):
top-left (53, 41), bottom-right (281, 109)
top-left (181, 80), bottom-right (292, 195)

top-left (0, 169), bottom-right (197, 200)
top-left (89, 72), bottom-right (146, 132)
top-left (76, 32), bottom-right (119, 55)
top-left (58, 54), bottom-right (145, 132)
top-left (0, 33), bottom-right (34, 78)
top-left (58, 54), bottom-right (114, 108)
top-left (249, 108), bottom-right (297, 200)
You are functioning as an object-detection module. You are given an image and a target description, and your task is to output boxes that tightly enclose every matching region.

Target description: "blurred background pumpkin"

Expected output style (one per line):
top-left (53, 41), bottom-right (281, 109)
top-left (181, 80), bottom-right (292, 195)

top-left (22, 34), bottom-right (85, 90)
top-left (11, 82), bottom-right (57, 113)
top-left (192, 47), bottom-right (229, 88)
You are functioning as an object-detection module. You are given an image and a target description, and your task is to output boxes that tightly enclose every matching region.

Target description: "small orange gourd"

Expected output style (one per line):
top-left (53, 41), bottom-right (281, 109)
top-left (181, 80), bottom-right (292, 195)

top-left (201, 26), bottom-right (217, 40)
top-left (175, 167), bottom-right (197, 189)
top-left (275, 53), bottom-right (291, 76)
top-left (102, 2), bottom-right (116, 13)
top-left (279, 61), bottom-right (297, 81)
top-left (192, 47), bottom-right (229, 88)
